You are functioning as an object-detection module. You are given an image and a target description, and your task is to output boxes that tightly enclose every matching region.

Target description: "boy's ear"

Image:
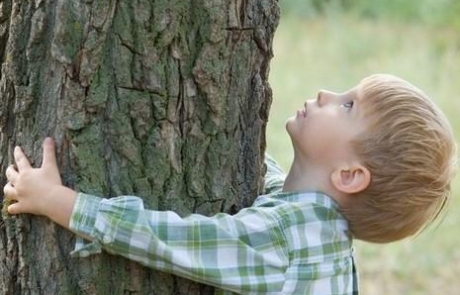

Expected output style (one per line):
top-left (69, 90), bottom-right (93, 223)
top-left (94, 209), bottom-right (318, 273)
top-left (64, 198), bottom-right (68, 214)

top-left (331, 163), bottom-right (371, 195)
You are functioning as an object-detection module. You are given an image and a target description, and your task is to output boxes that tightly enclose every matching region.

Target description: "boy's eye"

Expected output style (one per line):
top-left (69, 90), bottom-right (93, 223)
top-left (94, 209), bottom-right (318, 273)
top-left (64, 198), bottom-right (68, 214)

top-left (342, 101), bottom-right (354, 110)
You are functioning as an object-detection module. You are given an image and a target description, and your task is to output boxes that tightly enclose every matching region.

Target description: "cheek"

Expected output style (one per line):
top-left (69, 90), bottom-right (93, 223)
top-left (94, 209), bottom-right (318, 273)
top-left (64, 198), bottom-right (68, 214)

top-left (300, 121), bottom-right (345, 154)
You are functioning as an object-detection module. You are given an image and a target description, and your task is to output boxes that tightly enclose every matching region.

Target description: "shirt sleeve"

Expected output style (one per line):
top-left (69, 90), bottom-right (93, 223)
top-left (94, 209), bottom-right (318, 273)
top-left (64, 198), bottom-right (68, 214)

top-left (263, 154), bottom-right (286, 194)
top-left (69, 193), bottom-right (289, 294)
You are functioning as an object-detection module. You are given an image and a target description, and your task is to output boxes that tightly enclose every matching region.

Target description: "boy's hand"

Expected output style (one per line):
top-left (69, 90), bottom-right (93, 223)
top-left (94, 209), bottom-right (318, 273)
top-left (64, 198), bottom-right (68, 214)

top-left (4, 137), bottom-right (62, 216)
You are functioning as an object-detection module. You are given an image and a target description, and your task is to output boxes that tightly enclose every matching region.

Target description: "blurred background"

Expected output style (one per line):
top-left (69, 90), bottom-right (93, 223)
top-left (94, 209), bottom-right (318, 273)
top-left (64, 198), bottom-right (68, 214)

top-left (266, 0), bottom-right (460, 294)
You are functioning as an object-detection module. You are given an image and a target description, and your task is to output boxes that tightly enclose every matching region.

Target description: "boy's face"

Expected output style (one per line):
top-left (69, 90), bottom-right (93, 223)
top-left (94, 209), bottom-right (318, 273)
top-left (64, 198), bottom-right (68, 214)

top-left (286, 83), bottom-right (368, 167)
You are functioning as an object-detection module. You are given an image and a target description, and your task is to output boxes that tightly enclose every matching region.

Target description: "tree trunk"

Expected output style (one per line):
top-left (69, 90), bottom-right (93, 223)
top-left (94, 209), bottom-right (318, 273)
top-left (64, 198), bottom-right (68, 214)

top-left (0, 0), bottom-right (279, 294)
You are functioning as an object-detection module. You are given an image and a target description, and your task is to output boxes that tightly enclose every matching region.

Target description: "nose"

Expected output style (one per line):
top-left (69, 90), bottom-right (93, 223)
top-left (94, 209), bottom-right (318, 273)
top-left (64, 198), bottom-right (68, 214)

top-left (316, 90), bottom-right (336, 106)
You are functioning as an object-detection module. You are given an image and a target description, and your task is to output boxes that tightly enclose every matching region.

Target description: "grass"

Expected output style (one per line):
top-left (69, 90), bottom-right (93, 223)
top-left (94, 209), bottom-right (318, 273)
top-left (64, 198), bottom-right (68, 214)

top-left (266, 11), bottom-right (460, 295)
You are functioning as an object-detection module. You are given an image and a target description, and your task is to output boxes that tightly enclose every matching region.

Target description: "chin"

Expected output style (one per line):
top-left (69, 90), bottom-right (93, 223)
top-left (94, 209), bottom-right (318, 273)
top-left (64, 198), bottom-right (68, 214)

top-left (286, 114), bottom-right (300, 132)
top-left (285, 115), bottom-right (295, 129)
top-left (285, 118), bottom-right (297, 140)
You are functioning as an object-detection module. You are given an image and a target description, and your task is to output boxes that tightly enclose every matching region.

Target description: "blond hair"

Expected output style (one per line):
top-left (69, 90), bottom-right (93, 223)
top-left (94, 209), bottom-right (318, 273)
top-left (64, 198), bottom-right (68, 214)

top-left (341, 74), bottom-right (458, 243)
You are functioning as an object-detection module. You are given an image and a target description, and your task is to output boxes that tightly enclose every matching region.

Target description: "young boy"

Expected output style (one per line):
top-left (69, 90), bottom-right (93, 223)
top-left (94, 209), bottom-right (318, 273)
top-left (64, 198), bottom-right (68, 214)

top-left (3, 74), bottom-right (457, 295)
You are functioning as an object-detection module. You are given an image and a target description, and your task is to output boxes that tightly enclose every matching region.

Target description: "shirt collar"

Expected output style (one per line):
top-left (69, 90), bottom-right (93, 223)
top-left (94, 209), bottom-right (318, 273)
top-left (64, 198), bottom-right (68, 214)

top-left (254, 190), bottom-right (340, 210)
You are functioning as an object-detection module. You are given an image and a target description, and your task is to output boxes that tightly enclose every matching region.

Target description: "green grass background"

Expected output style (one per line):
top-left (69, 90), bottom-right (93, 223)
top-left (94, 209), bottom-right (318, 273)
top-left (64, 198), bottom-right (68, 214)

top-left (267, 1), bottom-right (460, 294)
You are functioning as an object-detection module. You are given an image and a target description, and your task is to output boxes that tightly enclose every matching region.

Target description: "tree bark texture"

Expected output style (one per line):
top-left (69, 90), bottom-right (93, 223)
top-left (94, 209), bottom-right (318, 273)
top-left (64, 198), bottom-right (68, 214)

top-left (0, 0), bottom-right (279, 294)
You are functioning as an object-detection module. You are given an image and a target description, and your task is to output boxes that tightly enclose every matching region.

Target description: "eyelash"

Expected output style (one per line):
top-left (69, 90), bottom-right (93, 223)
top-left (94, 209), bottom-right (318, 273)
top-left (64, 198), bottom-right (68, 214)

top-left (342, 101), bottom-right (354, 110)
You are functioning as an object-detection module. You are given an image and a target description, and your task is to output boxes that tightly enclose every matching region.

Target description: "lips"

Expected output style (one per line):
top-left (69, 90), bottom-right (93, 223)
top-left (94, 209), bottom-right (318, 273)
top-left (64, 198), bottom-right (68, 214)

top-left (296, 102), bottom-right (307, 118)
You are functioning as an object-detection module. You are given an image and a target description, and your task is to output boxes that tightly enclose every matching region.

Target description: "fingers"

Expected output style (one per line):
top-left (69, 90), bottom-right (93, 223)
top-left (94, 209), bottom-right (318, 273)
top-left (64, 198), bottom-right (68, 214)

top-left (3, 181), bottom-right (17, 200)
top-left (14, 146), bottom-right (31, 171)
top-left (3, 182), bottom-right (22, 215)
top-left (42, 137), bottom-right (57, 169)
top-left (12, 138), bottom-right (56, 170)
top-left (5, 165), bottom-right (18, 184)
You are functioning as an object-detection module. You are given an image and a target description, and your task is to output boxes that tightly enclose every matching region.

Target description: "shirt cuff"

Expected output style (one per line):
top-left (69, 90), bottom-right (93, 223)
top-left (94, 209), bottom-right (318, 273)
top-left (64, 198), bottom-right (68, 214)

top-left (69, 192), bottom-right (104, 258)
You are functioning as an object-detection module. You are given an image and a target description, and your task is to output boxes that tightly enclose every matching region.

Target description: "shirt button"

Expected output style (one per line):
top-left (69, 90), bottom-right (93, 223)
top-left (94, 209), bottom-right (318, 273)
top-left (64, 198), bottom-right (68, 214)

top-left (79, 250), bottom-right (90, 258)
top-left (103, 235), bottom-right (113, 244)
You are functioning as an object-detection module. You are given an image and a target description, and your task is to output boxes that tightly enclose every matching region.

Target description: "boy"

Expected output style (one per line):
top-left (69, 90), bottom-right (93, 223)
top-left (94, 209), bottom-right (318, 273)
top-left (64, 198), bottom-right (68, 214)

top-left (3, 74), bottom-right (457, 295)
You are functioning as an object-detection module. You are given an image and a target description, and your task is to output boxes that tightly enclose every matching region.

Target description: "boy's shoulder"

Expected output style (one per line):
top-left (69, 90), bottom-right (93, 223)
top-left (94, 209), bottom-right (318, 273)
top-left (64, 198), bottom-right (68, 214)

top-left (252, 191), bottom-right (353, 263)
top-left (253, 191), bottom-right (349, 231)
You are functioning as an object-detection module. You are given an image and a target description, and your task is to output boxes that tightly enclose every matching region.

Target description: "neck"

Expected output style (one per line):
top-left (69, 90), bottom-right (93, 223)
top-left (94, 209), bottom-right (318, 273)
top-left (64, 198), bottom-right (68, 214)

top-left (283, 156), bottom-right (329, 193)
top-left (283, 154), bottom-right (351, 207)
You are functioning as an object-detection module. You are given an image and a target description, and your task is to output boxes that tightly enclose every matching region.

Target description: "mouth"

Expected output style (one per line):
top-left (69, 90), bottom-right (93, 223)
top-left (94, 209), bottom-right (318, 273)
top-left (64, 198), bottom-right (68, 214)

top-left (299, 102), bottom-right (307, 117)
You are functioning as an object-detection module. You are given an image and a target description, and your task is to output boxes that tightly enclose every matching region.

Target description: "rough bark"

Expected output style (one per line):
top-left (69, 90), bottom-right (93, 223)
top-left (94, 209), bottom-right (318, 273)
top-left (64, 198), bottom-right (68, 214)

top-left (0, 0), bottom-right (279, 294)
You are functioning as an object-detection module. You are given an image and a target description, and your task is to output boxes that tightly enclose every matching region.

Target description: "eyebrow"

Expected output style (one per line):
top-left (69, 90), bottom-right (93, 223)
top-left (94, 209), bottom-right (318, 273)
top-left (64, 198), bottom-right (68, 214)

top-left (353, 86), bottom-right (365, 118)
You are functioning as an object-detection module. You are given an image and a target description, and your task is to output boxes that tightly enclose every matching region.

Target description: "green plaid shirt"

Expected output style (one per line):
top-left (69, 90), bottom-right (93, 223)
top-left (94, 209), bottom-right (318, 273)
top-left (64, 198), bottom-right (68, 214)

top-left (69, 156), bottom-right (358, 295)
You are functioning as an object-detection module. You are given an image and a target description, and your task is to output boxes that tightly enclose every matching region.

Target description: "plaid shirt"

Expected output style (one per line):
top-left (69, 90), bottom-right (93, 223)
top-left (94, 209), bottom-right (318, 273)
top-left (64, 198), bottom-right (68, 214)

top-left (69, 156), bottom-right (358, 295)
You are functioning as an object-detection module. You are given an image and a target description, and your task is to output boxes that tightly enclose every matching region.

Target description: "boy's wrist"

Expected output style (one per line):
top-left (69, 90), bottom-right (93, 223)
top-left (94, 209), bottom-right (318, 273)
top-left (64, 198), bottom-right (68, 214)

top-left (41, 185), bottom-right (78, 229)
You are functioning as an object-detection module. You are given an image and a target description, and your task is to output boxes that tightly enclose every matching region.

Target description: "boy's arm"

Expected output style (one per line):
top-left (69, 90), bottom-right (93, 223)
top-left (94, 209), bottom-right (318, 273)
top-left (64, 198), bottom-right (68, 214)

top-left (69, 193), bottom-right (288, 294)
top-left (263, 153), bottom-right (286, 194)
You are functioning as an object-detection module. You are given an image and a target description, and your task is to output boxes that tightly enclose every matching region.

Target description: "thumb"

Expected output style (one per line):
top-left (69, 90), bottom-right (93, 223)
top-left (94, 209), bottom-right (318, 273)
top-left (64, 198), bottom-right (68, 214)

top-left (8, 202), bottom-right (24, 215)
top-left (42, 137), bottom-right (58, 169)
